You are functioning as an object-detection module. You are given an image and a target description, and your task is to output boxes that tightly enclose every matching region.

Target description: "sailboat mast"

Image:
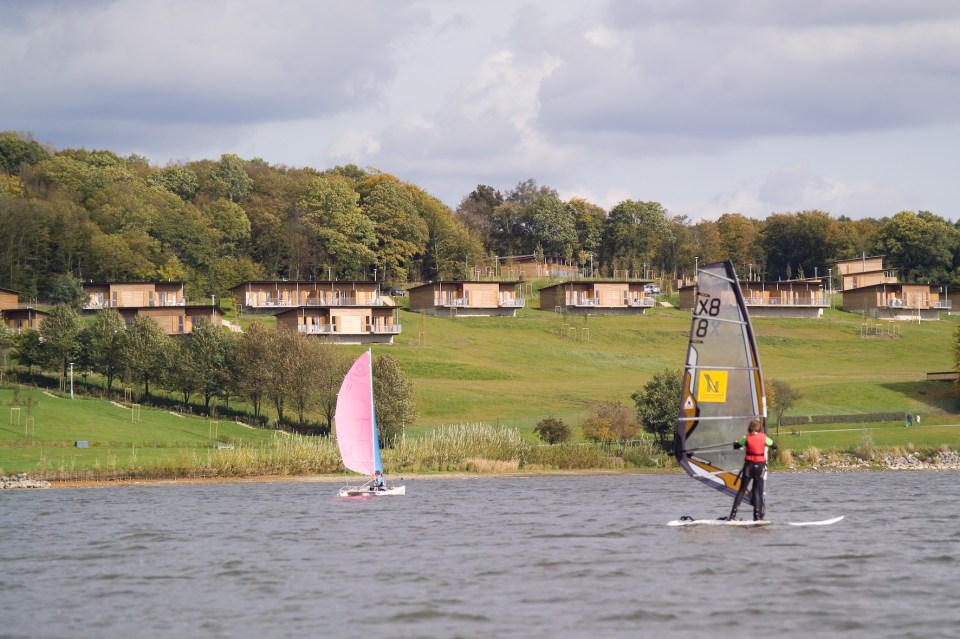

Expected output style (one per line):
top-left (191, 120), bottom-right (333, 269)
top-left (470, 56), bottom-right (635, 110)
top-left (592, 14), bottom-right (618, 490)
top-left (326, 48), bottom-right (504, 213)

top-left (368, 349), bottom-right (384, 473)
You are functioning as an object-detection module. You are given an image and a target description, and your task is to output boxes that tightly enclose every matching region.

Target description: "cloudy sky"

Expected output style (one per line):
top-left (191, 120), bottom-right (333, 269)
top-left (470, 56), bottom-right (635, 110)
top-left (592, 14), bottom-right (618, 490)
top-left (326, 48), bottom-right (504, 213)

top-left (3, 0), bottom-right (959, 221)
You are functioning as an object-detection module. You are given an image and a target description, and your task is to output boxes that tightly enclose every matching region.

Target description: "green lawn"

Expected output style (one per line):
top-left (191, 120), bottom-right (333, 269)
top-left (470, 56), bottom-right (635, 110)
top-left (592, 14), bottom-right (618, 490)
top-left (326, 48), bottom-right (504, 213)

top-left (382, 305), bottom-right (959, 434)
top-left (2, 301), bottom-right (958, 476)
top-left (0, 386), bottom-right (276, 474)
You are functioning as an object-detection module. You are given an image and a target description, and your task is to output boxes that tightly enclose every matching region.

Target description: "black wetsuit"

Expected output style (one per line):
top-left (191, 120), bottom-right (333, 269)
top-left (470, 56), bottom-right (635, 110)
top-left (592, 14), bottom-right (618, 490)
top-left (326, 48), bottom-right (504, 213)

top-left (729, 433), bottom-right (774, 521)
top-left (730, 461), bottom-right (766, 521)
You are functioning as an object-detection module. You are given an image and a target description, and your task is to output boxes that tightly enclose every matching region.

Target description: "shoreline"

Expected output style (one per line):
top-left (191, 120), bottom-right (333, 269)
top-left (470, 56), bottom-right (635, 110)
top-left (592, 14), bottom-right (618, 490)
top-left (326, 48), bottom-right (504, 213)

top-left (22, 468), bottom-right (668, 490)
top-left (10, 460), bottom-right (960, 490)
top-left (6, 450), bottom-right (960, 489)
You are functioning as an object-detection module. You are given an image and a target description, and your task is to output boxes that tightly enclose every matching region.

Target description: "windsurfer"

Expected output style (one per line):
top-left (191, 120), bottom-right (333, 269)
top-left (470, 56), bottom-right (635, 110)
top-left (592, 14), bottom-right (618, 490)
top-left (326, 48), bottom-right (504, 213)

top-left (372, 470), bottom-right (386, 491)
top-left (728, 419), bottom-right (777, 521)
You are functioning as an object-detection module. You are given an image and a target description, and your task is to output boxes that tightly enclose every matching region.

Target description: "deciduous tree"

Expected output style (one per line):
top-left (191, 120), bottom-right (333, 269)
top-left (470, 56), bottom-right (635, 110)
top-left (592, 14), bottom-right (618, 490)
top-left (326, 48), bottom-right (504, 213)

top-left (299, 175), bottom-right (376, 279)
top-left (581, 401), bottom-right (641, 443)
top-left (83, 309), bottom-right (127, 394)
top-left (372, 354), bottom-right (416, 445)
top-left (227, 321), bottom-right (273, 419)
top-left (632, 368), bottom-right (683, 449)
top-left (769, 379), bottom-right (801, 436)
top-left (39, 304), bottom-right (83, 378)
top-left (534, 417), bottom-right (572, 444)
top-left (123, 315), bottom-right (171, 401)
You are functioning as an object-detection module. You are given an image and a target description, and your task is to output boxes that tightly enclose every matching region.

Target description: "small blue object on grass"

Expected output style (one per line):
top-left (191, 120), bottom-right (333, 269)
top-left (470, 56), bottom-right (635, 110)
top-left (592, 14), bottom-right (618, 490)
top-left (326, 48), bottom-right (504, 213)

top-left (75, 441), bottom-right (88, 448)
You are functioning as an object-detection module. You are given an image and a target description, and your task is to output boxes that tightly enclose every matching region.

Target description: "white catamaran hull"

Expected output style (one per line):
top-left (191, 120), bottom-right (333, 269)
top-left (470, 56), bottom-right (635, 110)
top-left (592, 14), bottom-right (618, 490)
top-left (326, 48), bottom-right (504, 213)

top-left (338, 485), bottom-right (406, 497)
top-left (668, 515), bottom-right (843, 527)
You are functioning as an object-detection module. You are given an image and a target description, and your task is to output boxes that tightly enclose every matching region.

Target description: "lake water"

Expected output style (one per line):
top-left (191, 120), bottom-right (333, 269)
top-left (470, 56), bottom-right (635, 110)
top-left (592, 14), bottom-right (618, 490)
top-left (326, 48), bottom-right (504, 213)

top-left (1, 472), bottom-right (958, 639)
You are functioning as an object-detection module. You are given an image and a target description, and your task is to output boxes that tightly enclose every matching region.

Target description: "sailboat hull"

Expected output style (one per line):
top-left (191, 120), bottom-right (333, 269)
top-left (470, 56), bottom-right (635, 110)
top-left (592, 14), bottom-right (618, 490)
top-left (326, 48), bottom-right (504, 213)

top-left (338, 485), bottom-right (406, 497)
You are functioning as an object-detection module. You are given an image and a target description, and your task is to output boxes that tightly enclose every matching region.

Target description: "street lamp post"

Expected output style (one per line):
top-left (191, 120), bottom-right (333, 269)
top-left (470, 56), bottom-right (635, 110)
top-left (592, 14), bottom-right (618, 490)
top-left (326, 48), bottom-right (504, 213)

top-left (695, 256), bottom-right (699, 283)
top-left (68, 362), bottom-right (74, 399)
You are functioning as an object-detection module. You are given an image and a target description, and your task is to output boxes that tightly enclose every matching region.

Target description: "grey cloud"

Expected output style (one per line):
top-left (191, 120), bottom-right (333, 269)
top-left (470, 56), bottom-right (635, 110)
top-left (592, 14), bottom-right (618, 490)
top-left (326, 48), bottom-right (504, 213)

top-left (532, 2), bottom-right (960, 151)
top-left (604, 0), bottom-right (960, 29)
top-left (0, 1), bottom-right (426, 129)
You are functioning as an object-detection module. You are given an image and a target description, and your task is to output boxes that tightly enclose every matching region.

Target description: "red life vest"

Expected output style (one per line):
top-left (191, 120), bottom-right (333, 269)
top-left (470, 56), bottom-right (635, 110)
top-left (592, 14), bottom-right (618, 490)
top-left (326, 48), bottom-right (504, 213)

top-left (744, 432), bottom-right (768, 462)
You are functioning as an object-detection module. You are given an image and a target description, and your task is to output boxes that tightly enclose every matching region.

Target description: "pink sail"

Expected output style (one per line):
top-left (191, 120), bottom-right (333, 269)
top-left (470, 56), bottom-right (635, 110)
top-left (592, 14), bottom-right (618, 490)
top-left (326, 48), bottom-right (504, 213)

top-left (335, 351), bottom-right (382, 476)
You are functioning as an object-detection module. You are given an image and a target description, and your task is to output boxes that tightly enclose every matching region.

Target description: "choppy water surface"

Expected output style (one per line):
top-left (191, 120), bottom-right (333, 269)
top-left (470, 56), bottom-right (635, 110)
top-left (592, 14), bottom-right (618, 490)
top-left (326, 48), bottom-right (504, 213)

top-left (2, 472), bottom-right (959, 639)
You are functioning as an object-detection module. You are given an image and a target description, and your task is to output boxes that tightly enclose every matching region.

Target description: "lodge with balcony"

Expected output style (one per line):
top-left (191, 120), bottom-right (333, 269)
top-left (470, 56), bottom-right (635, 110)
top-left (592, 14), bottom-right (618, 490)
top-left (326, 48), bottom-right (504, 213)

top-left (114, 305), bottom-right (225, 335)
top-left (678, 279), bottom-right (831, 318)
top-left (835, 255), bottom-right (898, 291)
top-left (229, 280), bottom-right (393, 313)
top-left (82, 281), bottom-right (185, 310)
top-left (842, 283), bottom-right (949, 321)
top-left (274, 306), bottom-right (401, 344)
top-left (538, 281), bottom-right (655, 315)
top-left (2, 307), bottom-right (48, 333)
top-left (0, 286), bottom-right (48, 332)
top-left (407, 281), bottom-right (525, 317)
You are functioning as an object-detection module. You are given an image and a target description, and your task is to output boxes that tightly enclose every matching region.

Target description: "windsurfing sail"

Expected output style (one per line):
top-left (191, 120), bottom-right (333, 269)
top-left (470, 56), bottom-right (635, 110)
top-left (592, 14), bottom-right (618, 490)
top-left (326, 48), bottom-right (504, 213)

top-left (335, 350), bottom-right (383, 476)
top-left (674, 261), bottom-right (766, 499)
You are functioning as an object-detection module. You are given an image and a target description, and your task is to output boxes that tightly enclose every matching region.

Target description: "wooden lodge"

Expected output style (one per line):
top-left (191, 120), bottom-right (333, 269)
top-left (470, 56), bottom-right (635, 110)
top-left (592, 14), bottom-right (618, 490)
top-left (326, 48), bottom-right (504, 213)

top-left (538, 281), bottom-right (654, 315)
top-left (2, 307), bottom-right (48, 333)
top-left (494, 255), bottom-right (580, 280)
top-left (115, 305), bottom-right (225, 335)
top-left (0, 286), bottom-right (48, 332)
top-left (274, 306), bottom-right (401, 344)
top-left (407, 281), bottom-right (525, 317)
top-left (0, 286), bottom-right (18, 311)
top-left (678, 280), bottom-right (831, 318)
top-left (837, 255), bottom-right (949, 320)
top-left (82, 281), bottom-right (185, 310)
top-left (229, 280), bottom-right (391, 313)
top-left (842, 283), bottom-right (949, 321)
top-left (835, 255), bottom-right (897, 291)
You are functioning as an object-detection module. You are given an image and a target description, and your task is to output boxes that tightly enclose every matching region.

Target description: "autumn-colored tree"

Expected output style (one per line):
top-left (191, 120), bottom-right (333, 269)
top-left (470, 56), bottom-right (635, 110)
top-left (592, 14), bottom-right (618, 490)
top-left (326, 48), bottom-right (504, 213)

top-left (581, 401), bottom-right (641, 443)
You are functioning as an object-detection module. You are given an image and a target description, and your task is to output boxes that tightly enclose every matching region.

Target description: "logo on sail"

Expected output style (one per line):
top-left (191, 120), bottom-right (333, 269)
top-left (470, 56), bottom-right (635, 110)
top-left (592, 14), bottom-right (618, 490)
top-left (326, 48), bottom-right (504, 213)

top-left (697, 370), bottom-right (728, 402)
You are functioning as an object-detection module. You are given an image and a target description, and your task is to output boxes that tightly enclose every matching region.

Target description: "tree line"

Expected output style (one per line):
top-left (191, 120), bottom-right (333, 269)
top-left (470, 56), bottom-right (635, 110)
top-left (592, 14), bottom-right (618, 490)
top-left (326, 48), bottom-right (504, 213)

top-left (2, 131), bottom-right (958, 306)
top-left (0, 307), bottom-right (415, 442)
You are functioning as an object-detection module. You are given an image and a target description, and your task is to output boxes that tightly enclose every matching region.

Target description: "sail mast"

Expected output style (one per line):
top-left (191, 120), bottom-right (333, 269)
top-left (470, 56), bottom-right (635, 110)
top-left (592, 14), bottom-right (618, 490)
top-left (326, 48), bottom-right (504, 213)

top-left (368, 349), bottom-right (383, 473)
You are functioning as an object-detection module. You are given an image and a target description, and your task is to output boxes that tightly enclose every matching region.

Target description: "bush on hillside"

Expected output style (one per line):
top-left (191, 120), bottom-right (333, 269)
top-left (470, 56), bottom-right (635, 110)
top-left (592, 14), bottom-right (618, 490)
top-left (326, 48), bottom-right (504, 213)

top-left (534, 416), bottom-right (572, 444)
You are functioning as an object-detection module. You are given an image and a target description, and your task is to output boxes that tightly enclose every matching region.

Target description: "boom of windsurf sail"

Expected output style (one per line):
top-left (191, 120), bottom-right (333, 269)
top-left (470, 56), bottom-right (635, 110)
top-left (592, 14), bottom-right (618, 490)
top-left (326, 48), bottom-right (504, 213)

top-left (674, 261), bottom-right (766, 499)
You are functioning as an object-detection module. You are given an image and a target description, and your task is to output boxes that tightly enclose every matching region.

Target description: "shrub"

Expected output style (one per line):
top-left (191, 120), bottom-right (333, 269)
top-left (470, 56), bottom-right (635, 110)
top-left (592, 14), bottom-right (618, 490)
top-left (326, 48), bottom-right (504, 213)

top-left (581, 401), bottom-right (641, 443)
top-left (534, 417), bottom-right (572, 444)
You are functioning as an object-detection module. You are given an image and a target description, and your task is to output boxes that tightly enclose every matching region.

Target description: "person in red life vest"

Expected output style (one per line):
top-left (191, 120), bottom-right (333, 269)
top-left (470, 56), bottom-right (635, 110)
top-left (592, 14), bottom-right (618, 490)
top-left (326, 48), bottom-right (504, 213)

top-left (728, 419), bottom-right (777, 521)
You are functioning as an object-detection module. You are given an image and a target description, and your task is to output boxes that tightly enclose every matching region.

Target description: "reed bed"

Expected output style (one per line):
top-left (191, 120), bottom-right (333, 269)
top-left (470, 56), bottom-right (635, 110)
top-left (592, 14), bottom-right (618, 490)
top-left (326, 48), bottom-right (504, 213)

top-left (385, 423), bottom-right (531, 472)
top-left (33, 423), bottom-right (943, 483)
top-left (36, 434), bottom-right (344, 482)
top-left (527, 442), bottom-right (621, 470)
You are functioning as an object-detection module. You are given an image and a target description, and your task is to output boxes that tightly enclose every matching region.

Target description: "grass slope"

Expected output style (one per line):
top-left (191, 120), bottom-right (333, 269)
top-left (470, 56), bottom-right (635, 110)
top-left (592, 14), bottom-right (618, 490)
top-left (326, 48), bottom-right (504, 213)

top-left (380, 304), bottom-right (959, 434)
top-left (2, 300), bottom-right (958, 475)
top-left (0, 387), bottom-right (276, 474)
